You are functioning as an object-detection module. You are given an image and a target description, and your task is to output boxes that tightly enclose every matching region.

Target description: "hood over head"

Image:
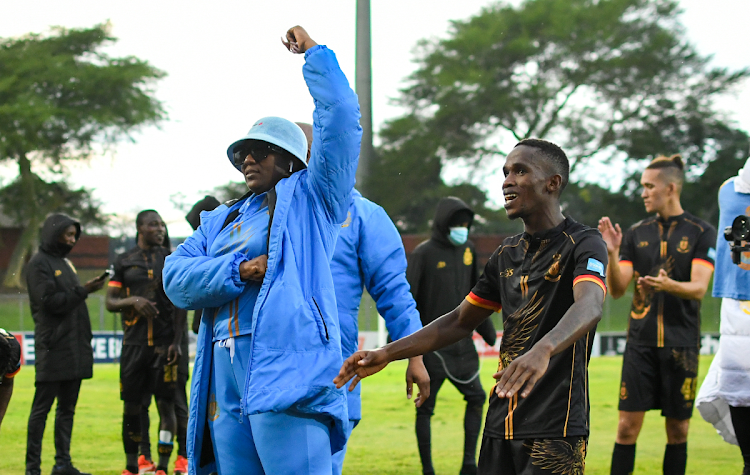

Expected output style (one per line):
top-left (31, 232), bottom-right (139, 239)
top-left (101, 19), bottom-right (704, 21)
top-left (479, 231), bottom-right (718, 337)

top-left (431, 197), bottom-right (475, 245)
top-left (185, 195), bottom-right (221, 231)
top-left (39, 213), bottom-right (81, 257)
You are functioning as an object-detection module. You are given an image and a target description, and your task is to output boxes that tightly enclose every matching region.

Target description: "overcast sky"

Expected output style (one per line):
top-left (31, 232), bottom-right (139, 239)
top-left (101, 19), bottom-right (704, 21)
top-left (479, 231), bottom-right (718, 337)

top-left (2, 0), bottom-right (748, 236)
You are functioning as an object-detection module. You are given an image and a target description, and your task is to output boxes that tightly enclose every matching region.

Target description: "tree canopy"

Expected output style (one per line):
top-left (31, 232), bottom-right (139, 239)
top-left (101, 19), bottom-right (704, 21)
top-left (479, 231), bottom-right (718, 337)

top-left (368, 0), bottom-right (749, 233)
top-left (0, 23), bottom-right (166, 287)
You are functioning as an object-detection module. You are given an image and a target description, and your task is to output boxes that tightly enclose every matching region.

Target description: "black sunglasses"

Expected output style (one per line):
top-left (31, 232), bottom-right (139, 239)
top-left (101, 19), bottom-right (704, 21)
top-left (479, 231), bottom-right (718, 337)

top-left (232, 141), bottom-right (286, 168)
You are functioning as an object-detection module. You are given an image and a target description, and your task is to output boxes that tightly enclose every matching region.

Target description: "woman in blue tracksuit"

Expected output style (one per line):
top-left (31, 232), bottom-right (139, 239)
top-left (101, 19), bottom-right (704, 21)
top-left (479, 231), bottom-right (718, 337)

top-left (162, 26), bottom-right (361, 475)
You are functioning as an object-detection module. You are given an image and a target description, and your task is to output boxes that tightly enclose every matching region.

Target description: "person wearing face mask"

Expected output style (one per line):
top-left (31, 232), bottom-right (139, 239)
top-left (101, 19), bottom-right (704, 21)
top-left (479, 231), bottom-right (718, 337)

top-left (163, 25), bottom-right (361, 475)
top-left (25, 214), bottom-right (106, 475)
top-left (406, 197), bottom-right (497, 475)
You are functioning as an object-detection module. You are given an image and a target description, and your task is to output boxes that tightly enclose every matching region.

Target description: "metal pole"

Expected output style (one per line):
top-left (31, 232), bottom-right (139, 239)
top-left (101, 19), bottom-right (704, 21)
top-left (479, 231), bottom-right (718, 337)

top-left (19, 293), bottom-right (24, 331)
top-left (99, 295), bottom-right (105, 331)
top-left (355, 0), bottom-right (374, 196)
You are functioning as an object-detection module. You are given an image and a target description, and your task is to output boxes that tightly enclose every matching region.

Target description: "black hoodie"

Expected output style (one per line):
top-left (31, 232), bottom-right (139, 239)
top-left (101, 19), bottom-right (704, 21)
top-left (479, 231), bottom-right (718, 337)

top-left (406, 197), bottom-right (496, 378)
top-left (26, 214), bottom-right (93, 382)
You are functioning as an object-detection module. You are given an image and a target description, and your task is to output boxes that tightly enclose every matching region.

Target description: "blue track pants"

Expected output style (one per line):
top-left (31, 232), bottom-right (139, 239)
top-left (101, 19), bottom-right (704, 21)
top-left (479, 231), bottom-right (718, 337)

top-left (208, 336), bottom-right (333, 474)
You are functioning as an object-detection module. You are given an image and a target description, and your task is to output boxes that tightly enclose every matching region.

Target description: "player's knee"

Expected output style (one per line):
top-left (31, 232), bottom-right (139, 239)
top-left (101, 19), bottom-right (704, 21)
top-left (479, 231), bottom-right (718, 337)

top-left (665, 418), bottom-right (689, 443)
top-left (124, 401), bottom-right (141, 416)
top-left (616, 416), bottom-right (642, 442)
top-left (465, 395), bottom-right (485, 410)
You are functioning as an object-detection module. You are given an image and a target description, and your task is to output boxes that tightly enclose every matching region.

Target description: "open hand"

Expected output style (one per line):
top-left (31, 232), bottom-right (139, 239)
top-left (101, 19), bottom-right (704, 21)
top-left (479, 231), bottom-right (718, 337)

top-left (132, 297), bottom-right (159, 319)
top-left (598, 217), bottom-right (622, 255)
top-left (240, 255), bottom-right (268, 281)
top-left (334, 349), bottom-right (389, 392)
top-left (281, 26), bottom-right (318, 54)
top-left (493, 345), bottom-right (551, 399)
top-left (406, 356), bottom-right (430, 408)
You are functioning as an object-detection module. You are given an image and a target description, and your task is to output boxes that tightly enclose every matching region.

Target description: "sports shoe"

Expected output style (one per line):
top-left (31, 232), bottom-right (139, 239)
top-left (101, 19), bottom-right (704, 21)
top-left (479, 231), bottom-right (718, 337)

top-left (50, 463), bottom-right (91, 475)
top-left (137, 455), bottom-right (156, 474)
top-left (155, 470), bottom-right (167, 475)
top-left (174, 455), bottom-right (188, 474)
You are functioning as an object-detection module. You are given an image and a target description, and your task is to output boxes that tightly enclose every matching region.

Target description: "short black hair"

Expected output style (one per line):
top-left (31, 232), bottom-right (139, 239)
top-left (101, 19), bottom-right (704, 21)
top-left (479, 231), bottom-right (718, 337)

top-left (514, 138), bottom-right (570, 193)
top-left (645, 154), bottom-right (684, 189)
top-left (135, 209), bottom-right (171, 250)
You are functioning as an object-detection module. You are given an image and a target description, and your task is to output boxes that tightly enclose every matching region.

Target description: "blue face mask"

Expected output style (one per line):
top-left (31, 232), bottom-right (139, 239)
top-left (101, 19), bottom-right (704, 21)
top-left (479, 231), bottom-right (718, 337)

top-left (448, 227), bottom-right (469, 246)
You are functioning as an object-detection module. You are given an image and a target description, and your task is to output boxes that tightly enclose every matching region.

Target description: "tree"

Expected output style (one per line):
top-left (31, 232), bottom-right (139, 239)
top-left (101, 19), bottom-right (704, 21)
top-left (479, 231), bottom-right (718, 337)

top-left (369, 0), bottom-right (749, 232)
top-left (0, 23), bottom-right (166, 287)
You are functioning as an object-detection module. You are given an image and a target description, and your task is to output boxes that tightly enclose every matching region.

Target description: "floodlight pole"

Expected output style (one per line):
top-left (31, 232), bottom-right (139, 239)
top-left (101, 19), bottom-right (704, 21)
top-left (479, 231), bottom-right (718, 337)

top-left (356, 0), bottom-right (373, 196)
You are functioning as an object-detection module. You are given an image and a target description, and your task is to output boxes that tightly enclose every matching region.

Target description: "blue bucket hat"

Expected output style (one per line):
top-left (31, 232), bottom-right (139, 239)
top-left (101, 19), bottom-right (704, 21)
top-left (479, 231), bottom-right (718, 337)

top-left (226, 117), bottom-right (308, 172)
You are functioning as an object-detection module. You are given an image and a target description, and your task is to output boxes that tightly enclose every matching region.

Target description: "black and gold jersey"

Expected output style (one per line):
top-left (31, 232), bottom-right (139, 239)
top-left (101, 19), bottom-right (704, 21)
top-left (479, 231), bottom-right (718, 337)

top-left (467, 218), bottom-right (608, 440)
top-left (109, 246), bottom-right (176, 347)
top-left (619, 212), bottom-right (716, 347)
top-left (0, 328), bottom-right (21, 381)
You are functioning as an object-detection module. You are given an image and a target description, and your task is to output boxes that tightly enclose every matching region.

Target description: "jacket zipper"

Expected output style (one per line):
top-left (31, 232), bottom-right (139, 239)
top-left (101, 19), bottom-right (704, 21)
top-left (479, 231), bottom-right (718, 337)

top-left (311, 296), bottom-right (329, 341)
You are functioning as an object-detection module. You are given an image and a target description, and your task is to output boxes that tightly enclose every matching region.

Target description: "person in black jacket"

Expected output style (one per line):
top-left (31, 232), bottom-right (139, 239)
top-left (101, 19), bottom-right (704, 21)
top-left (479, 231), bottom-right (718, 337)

top-left (25, 214), bottom-right (106, 475)
top-left (407, 197), bottom-right (497, 475)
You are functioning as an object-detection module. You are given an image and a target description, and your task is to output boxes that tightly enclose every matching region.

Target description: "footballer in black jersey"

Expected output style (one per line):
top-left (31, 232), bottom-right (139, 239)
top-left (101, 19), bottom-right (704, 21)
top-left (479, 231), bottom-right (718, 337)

top-left (599, 155), bottom-right (716, 475)
top-left (336, 139), bottom-right (607, 475)
top-left (106, 210), bottom-right (186, 475)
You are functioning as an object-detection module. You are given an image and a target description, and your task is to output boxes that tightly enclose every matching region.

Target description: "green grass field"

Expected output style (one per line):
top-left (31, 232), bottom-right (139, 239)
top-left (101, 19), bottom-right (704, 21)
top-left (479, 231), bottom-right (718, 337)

top-left (0, 355), bottom-right (741, 474)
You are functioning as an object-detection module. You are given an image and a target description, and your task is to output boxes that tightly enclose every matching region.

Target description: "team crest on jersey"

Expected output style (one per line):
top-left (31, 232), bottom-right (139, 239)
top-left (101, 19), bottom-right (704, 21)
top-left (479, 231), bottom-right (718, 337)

top-left (341, 211), bottom-right (352, 228)
top-left (437, 261), bottom-right (446, 269)
top-left (463, 247), bottom-right (473, 266)
top-left (54, 270), bottom-right (62, 277)
top-left (676, 236), bottom-right (690, 253)
top-left (544, 254), bottom-right (563, 282)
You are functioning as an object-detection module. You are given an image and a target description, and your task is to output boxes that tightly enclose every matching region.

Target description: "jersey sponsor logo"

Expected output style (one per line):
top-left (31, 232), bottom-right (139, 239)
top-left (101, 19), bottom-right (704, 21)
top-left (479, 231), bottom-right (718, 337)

top-left (436, 261), bottom-right (446, 269)
top-left (638, 241), bottom-right (649, 248)
top-left (341, 211), bottom-right (352, 228)
top-left (499, 268), bottom-right (514, 278)
top-left (54, 269), bottom-right (62, 277)
top-left (707, 247), bottom-right (716, 260)
top-left (463, 247), bottom-right (473, 266)
top-left (586, 258), bottom-right (604, 276)
top-left (676, 236), bottom-right (691, 253)
top-left (544, 253), bottom-right (563, 282)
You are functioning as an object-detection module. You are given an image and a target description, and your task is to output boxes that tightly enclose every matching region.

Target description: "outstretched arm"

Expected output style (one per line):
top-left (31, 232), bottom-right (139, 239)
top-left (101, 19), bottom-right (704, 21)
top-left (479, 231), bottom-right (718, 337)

top-left (287, 26), bottom-right (362, 225)
top-left (334, 300), bottom-right (493, 390)
top-left (492, 281), bottom-right (604, 399)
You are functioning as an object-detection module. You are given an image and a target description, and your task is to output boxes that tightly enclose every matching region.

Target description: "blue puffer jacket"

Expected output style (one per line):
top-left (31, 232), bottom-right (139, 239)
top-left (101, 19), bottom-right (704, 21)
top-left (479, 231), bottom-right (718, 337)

top-left (331, 190), bottom-right (422, 421)
top-left (163, 45), bottom-right (361, 475)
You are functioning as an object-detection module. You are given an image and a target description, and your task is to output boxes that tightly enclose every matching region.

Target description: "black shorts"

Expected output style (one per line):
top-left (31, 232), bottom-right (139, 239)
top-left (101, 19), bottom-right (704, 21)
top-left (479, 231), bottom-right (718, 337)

top-left (120, 345), bottom-right (178, 403)
top-left (618, 344), bottom-right (699, 420)
top-left (477, 436), bottom-right (587, 475)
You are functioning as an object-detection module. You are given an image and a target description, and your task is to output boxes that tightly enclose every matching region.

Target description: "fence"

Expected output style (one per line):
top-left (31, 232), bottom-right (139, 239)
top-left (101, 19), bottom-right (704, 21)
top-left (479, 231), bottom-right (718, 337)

top-left (0, 293), bottom-right (119, 333)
